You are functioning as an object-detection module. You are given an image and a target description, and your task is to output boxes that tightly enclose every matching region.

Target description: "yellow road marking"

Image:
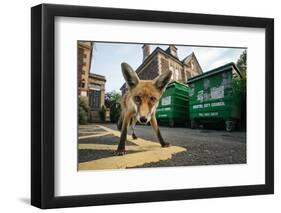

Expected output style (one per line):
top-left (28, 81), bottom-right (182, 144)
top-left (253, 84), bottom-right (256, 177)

top-left (78, 124), bottom-right (187, 170)
top-left (79, 146), bottom-right (186, 170)
top-left (79, 144), bottom-right (151, 151)
top-left (97, 125), bottom-right (160, 147)
top-left (79, 132), bottom-right (111, 139)
top-left (79, 131), bottom-right (105, 134)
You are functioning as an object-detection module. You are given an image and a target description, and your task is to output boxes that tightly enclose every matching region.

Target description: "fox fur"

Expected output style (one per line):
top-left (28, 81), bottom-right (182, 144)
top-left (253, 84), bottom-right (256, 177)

top-left (116, 62), bottom-right (172, 155)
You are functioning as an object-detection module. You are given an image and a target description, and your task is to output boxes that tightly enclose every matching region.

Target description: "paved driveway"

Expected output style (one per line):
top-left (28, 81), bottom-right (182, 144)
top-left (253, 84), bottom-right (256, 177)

top-left (78, 123), bottom-right (246, 170)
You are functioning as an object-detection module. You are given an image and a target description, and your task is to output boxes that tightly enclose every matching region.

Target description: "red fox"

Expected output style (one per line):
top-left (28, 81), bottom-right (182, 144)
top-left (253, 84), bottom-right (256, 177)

top-left (116, 62), bottom-right (172, 155)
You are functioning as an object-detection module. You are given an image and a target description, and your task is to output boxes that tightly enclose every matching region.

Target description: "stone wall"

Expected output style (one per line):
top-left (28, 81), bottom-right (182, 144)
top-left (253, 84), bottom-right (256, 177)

top-left (138, 57), bottom-right (159, 80)
top-left (78, 41), bottom-right (92, 96)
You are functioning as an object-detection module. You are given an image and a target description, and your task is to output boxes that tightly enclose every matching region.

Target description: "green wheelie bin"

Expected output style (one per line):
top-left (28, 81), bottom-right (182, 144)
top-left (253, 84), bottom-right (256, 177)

top-left (187, 63), bottom-right (243, 132)
top-left (156, 81), bottom-right (189, 127)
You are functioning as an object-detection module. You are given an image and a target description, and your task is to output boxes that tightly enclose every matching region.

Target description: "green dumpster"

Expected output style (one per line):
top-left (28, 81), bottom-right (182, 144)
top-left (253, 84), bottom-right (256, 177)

top-left (156, 81), bottom-right (189, 127)
top-left (187, 63), bottom-right (243, 132)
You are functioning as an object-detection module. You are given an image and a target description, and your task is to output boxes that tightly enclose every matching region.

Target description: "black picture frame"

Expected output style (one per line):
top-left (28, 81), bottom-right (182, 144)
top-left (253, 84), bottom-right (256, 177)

top-left (31, 3), bottom-right (274, 209)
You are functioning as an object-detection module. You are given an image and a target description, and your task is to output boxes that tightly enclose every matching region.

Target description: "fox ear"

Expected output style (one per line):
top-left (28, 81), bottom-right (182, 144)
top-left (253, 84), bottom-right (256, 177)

top-left (153, 71), bottom-right (172, 91)
top-left (121, 62), bottom-right (139, 89)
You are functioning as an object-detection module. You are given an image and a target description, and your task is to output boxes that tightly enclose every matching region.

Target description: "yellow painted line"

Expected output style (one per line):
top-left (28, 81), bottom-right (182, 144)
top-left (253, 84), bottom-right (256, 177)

top-left (78, 132), bottom-right (111, 139)
top-left (79, 131), bottom-right (105, 134)
top-left (79, 125), bottom-right (103, 130)
top-left (78, 124), bottom-right (187, 170)
top-left (79, 146), bottom-right (186, 170)
top-left (97, 125), bottom-right (160, 147)
top-left (79, 143), bottom-right (117, 150)
top-left (79, 144), bottom-right (151, 151)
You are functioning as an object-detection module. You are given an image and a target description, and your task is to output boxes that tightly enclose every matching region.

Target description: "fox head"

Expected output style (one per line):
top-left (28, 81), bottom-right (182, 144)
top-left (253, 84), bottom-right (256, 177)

top-left (121, 62), bottom-right (172, 124)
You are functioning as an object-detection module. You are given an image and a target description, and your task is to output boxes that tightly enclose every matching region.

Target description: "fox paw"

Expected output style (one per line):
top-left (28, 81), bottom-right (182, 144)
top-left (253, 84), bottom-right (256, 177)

top-left (132, 134), bottom-right (138, 140)
top-left (116, 149), bottom-right (126, 156)
top-left (161, 143), bottom-right (170, 148)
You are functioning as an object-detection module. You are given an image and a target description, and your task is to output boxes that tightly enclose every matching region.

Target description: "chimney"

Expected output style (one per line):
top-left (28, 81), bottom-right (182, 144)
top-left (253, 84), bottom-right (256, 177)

top-left (168, 45), bottom-right (178, 58)
top-left (142, 44), bottom-right (150, 62)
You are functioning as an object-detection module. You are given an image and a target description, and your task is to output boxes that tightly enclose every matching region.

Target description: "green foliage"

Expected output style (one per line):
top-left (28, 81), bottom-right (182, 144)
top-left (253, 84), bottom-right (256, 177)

top-left (99, 105), bottom-right (106, 122)
top-left (236, 50), bottom-right (247, 131)
top-left (105, 91), bottom-right (121, 108)
top-left (236, 50), bottom-right (247, 92)
top-left (236, 50), bottom-right (247, 79)
top-left (105, 90), bottom-right (122, 123)
top-left (79, 96), bottom-right (89, 124)
top-left (110, 102), bottom-right (121, 123)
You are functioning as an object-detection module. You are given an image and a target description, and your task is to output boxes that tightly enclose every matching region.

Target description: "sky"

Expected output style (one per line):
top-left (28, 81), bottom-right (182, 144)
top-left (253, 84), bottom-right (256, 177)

top-left (90, 42), bottom-right (246, 93)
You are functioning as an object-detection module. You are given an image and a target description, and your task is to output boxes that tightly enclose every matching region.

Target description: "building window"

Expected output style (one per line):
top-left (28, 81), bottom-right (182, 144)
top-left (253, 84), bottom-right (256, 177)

top-left (191, 60), bottom-right (194, 70)
top-left (169, 66), bottom-right (173, 72)
top-left (89, 90), bottom-right (101, 109)
top-left (83, 53), bottom-right (87, 58)
top-left (169, 66), bottom-right (174, 80)
top-left (78, 48), bottom-right (84, 81)
top-left (89, 84), bottom-right (101, 110)
top-left (175, 69), bottom-right (179, 80)
top-left (181, 69), bottom-right (185, 82)
top-left (80, 79), bottom-right (86, 88)
top-left (186, 71), bottom-right (191, 79)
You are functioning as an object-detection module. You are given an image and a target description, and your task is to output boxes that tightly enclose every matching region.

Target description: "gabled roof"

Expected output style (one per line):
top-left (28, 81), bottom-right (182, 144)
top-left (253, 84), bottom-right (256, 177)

top-left (136, 47), bottom-right (182, 74)
top-left (182, 52), bottom-right (194, 64)
top-left (182, 52), bottom-right (203, 73)
top-left (165, 45), bottom-right (178, 58)
top-left (120, 46), bottom-right (203, 90)
top-left (120, 47), bottom-right (180, 90)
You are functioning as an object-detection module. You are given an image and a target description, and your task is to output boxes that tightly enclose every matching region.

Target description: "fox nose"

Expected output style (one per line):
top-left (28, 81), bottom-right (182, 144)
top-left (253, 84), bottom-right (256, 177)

top-left (139, 116), bottom-right (147, 123)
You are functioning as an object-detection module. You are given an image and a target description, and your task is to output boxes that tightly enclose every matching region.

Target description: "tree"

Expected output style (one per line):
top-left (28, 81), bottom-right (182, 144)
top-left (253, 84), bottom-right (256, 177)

top-left (236, 50), bottom-right (247, 131)
top-left (79, 96), bottom-right (89, 124)
top-left (105, 91), bottom-right (122, 123)
top-left (236, 50), bottom-right (247, 78)
top-left (105, 91), bottom-right (121, 108)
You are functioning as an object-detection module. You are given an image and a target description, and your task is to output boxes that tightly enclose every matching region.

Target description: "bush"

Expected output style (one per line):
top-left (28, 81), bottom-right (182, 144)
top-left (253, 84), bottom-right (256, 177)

top-left (110, 102), bottom-right (121, 123)
top-left (104, 90), bottom-right (122, 123)
top-left (99, 105), bottom-right (106, 122)
top-left (79, 97), bottom-right (89, 124)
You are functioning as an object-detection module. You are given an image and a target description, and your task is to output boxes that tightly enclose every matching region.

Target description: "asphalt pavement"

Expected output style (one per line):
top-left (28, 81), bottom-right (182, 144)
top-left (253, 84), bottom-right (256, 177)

top-left (78, 123), bottom-right (246, 170)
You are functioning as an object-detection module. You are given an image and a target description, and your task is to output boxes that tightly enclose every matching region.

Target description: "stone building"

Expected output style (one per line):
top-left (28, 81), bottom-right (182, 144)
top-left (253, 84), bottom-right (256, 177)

top-left (78, 41), bottom-right (93, 97)
top-left (88, 73), bottom-right (107, 122)
top-left (120, 44), bottom-right (203, 94)
top-left (78, 41), bottom-right (107, 122)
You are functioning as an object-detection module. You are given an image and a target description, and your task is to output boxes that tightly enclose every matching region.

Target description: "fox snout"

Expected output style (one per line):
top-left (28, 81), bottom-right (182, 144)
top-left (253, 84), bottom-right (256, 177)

top-left (136, 114), bottom-right (151, 124)
top-left (139, 116), bottom-right (148, 123)
top-left (135, 103), bottom-right (153, 124)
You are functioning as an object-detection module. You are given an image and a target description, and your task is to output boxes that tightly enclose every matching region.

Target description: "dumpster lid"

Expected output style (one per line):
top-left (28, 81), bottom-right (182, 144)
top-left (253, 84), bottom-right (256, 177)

top-left (187, 62), bottom-right (242, 84)
top-left (167, 80), bottom-right (188, 88)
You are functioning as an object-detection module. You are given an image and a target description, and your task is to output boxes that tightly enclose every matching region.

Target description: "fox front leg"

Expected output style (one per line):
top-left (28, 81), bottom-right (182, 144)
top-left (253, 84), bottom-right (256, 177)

top-left (116, 113), bottom-right (131, 155)
top-left (131, 117), bottom-right (138, 140)
top-left (150, 115), bottom-right (170, 147)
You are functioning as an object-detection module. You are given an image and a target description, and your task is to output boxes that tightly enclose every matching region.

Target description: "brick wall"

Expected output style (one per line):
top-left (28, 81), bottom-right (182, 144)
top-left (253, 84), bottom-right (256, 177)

top-left (160, 57), bottom-right (169, 73)
top-left (121, 57), bottom-right (159, 95)
top-left (138, 57), bottom-right (159, 80)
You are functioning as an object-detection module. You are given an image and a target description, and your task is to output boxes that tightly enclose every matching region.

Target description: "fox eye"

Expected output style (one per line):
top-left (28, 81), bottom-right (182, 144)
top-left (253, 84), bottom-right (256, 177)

top-left (134, 96), bottom-right (141, 103)
top-left (150, 96), bottom-right (157, 102)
